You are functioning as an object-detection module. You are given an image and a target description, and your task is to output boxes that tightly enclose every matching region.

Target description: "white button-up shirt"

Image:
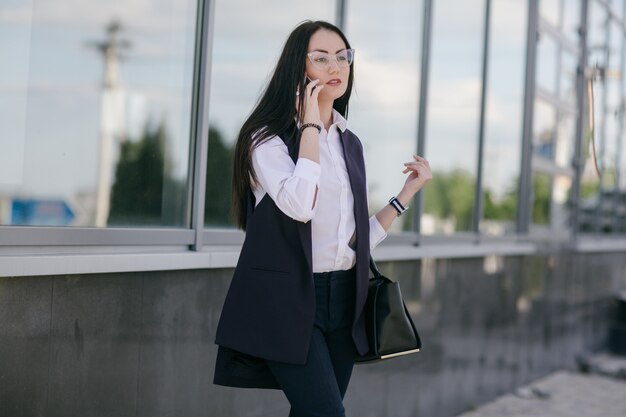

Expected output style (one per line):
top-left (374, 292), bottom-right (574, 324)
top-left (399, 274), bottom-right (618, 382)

top-left (250, 109), bottom-right (387, 273)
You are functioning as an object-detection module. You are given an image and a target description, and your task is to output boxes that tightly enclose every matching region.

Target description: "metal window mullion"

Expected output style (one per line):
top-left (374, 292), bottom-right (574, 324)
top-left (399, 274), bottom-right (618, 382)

top-left (518, 0), bottom-right (540, 234)
top-left (189, 0), bottom-right (216, 251)
top-left (414, 0), bottom-right (434, 242)
top-left (570, 0), bottom-right (590, 241)
top-left (336, 0), bottom-right (348, 31)
top-left (473, 0), bottom-right (492, 238)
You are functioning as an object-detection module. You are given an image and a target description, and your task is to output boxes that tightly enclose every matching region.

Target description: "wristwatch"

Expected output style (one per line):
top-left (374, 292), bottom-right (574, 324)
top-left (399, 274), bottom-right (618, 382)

top-left (389, 196), bottom-right (408, 216)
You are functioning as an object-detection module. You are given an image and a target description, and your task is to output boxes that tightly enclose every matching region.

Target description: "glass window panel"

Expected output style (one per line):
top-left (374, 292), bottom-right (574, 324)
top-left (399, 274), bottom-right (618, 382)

top-left (601, 108), bottom-right (619, 188)
top-left (0, 0), bottom-right (197, 227)
top-left (621, 49), bottom-right (626, 192)
top-left (551, 174), bottom-right (572, 229)
top-left (422, 0), bottom-right (485, 234)
top-left (590, 44), bottom-right (620, 192)
top-left (591, 76), bottom-right (606, 154)
top-left (559, 50), bottom-right (578, 106)
top-left (588, 1), bottom-right (608, 68)
top-left (612, 0), bottom-right (624, 20)
top-left (480, 0), bottom-right (527, 235)
top-left (346, 0), bottom-right (423, 233)
top-left (536, 32), bottom-right (559, 95)
top-left (531, 172), bottom-right (571, 230)
top-left (532, 172), bottom-right (552, 225)
top-left (555, 113), bottom-right (575, 167)
top-left (606, 22), bottom-right (623, 109)
top-left (204, 0), bottom-right (336, 228)
top-left (578, 125), bottom-right (601, 233)
top-left (562, 0), bottom-right (581, 42)
top-left (533, 99), bottom-right (557, 160)
top-left (539, 0), bottom-right (561, 27)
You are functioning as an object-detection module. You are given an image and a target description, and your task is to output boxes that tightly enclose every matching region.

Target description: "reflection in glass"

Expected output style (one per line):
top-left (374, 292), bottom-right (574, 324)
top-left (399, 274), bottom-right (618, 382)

top-left (607, 22), bottom-right (623, 109)
top-left (539, 0), bottom-right (560, 27)
top-left (559, 50), bottom-right (578, 106)
top-left (346, 0), bottom-right (423, 232)
top-left (562, 0), bottom-right (581, 42)
top-left (480, 0), bottom-right (527, 235)
top-left (588, 1), bottom-right (607, 67)
top-left (536, 32), bottom-right (559, 95)
top-left (532, 171), bottom-right (572, 229)
top-left (622, 35), bottom-right (626, 193)
top-left (533, 99), bottom-right (557, 160)
top-left (532, 172), bottom-right (551, 225)
top-left (602, 111), bottom-right (619, 189)
top-left (0, 1), bottom-right (197, 227)
top-left (204, 0), bottom-right (336, 227)
top-left (422, 0), bottom-right (485, 234)
top-left (555, 114), bottom-right (575, 168)
top-left (551, 174), bottom-right (572, 230)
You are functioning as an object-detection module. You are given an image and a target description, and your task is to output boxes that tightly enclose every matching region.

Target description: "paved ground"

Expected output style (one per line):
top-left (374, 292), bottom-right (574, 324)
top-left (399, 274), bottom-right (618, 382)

top-left (456, 353), bottom-right (626, 417)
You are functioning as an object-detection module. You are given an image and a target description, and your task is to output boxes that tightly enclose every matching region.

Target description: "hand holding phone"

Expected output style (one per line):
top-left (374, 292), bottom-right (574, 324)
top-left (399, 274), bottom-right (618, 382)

top-left (296, 74), bottom-right (323, 128)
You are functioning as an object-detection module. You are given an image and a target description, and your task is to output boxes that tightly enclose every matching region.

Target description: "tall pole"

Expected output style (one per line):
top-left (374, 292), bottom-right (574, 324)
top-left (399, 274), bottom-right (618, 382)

top-left (90, 21), bottom-right (130, 227)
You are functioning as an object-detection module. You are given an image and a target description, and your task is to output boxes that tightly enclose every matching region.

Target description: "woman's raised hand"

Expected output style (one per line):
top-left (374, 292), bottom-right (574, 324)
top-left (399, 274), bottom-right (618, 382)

top-left (295, 78), bottom-right (324, 128)
top-left (402, 154), bottom-right (432, 195)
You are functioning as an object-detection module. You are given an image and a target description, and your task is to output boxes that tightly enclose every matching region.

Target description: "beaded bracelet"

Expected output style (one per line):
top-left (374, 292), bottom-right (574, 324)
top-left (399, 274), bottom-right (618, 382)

top-left (300, 123), bottom-right (322, 134)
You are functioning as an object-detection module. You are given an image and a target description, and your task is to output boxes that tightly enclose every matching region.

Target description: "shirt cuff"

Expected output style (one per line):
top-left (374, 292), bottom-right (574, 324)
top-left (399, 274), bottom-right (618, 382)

top-left (369, 215), bottom-right (388, 250)
top-left (293, 157), bottom-right (321, 182)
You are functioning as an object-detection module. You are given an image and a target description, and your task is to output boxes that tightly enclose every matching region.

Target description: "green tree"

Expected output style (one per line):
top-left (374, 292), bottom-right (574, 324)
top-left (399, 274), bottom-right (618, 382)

top-left (108, 121), bottom-right (174, 225)
top-left (423, 168), bottom-right (475, 231)
top-left (483, 179), bottom-right (518, 221)
top-left (532, 173), bottom-right (551, 225)
top-left (204, 126), bottom-right (235, 226)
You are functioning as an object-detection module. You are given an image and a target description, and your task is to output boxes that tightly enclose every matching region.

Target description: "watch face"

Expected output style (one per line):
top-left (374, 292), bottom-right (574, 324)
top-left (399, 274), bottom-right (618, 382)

top-left (389, 197), bottom-right (407, 215)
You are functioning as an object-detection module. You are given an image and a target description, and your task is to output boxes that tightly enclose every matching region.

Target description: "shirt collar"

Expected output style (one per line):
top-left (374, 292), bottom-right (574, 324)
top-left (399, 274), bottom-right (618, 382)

top-left (332, 108), bottom-right (348, 133)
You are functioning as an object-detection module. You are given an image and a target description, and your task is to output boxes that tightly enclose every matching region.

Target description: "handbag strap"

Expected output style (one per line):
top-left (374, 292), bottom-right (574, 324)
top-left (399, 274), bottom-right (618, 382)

top-left (369, 255), bottom-right (382, 277)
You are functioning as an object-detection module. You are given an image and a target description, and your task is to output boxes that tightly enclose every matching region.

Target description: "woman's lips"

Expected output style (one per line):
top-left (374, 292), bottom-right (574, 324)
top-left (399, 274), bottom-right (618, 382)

top-left (327, 79), bottom-right (342, 86)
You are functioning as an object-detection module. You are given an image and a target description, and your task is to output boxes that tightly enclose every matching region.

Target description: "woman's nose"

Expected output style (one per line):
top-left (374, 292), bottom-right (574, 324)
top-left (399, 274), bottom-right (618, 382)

top-left (328, 60), bottom-right (340, 73)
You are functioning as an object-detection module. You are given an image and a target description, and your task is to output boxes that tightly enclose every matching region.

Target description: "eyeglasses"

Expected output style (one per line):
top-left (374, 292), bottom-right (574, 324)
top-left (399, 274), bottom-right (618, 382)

top-left (306, 49), bottom-right (354, 70)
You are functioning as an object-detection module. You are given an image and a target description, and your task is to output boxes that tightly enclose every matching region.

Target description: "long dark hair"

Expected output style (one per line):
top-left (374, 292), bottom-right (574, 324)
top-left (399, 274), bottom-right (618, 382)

top-left (231, 20), bottom-right (354, 230)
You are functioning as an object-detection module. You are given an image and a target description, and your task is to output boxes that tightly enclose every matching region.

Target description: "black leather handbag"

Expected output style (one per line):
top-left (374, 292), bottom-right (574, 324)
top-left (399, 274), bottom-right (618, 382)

top-left (354, 257), bottom-right (422, 363)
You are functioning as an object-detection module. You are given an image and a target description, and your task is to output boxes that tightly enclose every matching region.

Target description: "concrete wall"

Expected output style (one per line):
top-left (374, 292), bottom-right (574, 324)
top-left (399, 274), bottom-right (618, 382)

top-left (1, 251), bottom-right (625, 417)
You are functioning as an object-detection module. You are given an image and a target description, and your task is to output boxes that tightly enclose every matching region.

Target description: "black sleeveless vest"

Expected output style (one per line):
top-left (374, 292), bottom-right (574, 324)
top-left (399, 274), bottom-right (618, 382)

top-left (213, 125), bottom-right (370, 389)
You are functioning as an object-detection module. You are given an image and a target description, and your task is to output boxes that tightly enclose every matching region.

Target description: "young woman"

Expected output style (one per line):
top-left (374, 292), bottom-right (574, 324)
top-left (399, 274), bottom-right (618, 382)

top-left (213, 20), bottom-right (432, 417)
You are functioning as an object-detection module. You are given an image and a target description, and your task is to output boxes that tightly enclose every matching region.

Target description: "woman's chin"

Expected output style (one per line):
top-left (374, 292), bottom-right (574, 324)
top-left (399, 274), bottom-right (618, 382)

top-left (322, 90), bottom-right (347, 102)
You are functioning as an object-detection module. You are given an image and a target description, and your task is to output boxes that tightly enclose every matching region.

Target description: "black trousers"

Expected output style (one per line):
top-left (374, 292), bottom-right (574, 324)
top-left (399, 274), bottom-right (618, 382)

top-left (266, 267), bottom-right (358, 417)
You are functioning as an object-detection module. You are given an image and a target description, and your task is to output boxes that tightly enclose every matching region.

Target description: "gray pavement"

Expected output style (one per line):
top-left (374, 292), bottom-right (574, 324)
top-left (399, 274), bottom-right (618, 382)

top-left (456, 354), bottom-right (626, 417)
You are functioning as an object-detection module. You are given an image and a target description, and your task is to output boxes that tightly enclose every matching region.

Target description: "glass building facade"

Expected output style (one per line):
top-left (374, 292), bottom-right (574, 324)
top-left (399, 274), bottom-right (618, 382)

top-left (1, 0), bottom-right (626, 259)
top-left (3, 3), bottom-right (626, 417)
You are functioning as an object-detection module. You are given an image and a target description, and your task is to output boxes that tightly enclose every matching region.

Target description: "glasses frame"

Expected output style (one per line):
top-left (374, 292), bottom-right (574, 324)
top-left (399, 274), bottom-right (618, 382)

top-left (306, 48), bottom-right (355, 70)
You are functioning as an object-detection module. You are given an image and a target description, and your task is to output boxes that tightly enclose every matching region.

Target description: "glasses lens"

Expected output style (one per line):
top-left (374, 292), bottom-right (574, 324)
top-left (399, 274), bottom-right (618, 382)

top-left (308, 50), bottom-right (354, 69)
top-left (337, 50), bottom-right (353, 66)
top-left (309, 52), bottom-right (329, 68)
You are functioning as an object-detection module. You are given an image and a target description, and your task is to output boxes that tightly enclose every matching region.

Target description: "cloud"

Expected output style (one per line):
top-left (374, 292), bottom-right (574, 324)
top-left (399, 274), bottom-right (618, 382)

top-left (2, 0), bottom-right (194, 33)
